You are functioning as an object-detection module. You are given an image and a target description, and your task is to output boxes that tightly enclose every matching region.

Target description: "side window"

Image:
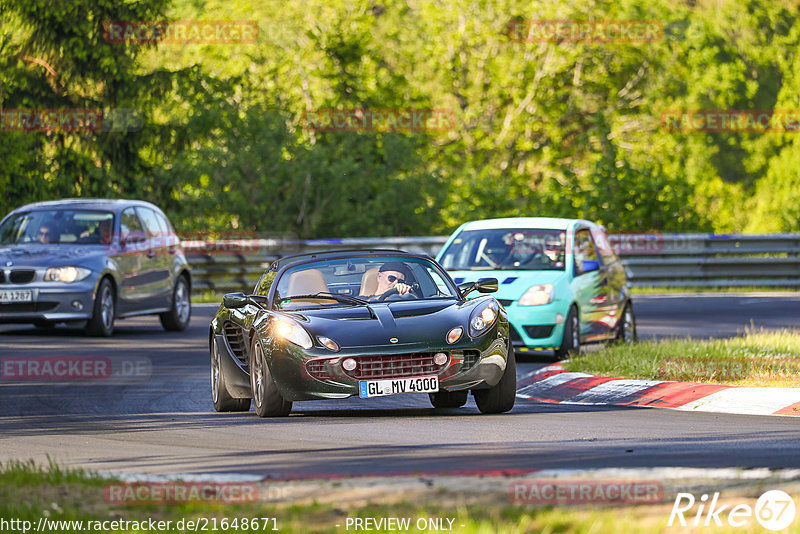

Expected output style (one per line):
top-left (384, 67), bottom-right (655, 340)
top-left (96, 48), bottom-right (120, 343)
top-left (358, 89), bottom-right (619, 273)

top-left (254, 266), bottom-right (277, 296)
top-left (136, 208), bottom-right (162, 238)
top-left (574, 229), bottom-right (600, 275)
top-left (120, 208), bottom-right (145, 244)
top-left (591, 228), bottom-right (618, 265)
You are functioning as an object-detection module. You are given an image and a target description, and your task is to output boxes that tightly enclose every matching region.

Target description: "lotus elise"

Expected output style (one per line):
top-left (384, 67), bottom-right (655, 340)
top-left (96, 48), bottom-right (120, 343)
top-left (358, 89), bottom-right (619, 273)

top-left (209, 250), bottom-right (515, 416)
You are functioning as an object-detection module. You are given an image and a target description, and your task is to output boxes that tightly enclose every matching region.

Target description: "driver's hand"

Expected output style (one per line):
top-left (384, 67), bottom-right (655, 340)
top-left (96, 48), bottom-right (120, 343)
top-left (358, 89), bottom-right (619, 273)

top-left (395, 283), bottom-right (411, 295)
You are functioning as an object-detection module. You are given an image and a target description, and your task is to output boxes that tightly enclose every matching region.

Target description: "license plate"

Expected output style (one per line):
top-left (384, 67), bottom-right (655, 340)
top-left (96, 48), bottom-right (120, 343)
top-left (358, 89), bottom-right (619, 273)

top-left (0, 290), bottom-right (33, 304)
top-left (359, 375), bottom-right (439, 398)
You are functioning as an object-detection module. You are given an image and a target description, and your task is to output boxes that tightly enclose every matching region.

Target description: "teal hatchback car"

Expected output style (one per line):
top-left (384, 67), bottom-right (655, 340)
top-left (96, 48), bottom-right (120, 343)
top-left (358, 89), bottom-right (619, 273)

top-left (437, 218), bottom-right (636, 357)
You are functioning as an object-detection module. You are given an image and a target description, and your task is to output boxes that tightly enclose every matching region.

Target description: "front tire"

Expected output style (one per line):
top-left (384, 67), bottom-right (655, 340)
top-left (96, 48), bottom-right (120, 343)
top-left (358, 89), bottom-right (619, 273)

top-left (211, 336), bottom-right (251, 412)
top-left (555, 306), bottom-right (580, 359)
top-left (429, 389), bottom-right (469, 409)
top-left (249, 336), bottom-right (292, 417)
top-left (85, 278), bottom-right (115, 337)
top-left (160, 275), bottom-right (191, 331)
top-left (473, 345), bottom-right (516, 414)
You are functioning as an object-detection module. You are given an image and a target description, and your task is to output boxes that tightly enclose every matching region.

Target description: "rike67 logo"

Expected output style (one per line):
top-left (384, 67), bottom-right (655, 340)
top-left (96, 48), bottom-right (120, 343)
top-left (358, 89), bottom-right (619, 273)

top-left (669, 490), bottom-right (796, 531)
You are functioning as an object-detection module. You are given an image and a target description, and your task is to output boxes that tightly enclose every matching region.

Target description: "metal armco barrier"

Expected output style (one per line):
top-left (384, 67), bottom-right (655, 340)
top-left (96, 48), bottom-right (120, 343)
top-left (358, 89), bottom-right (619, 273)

top-left (184, 233), bottom-right (800, 293)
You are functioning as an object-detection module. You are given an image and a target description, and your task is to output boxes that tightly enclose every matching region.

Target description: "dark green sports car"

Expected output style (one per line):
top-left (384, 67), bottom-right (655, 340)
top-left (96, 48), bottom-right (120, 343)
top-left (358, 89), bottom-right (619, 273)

top-left (209, 250), bottom-right (516, 416)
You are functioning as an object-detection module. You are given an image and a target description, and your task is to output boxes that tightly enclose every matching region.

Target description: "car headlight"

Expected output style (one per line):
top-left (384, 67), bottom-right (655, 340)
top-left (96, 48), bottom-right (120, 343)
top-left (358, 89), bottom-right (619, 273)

top-left (468, 300), bottom-right (498, 337)
top-left (43, 266), bottom-right (92, 283)
top-left (518, 284), bottom-right (554, 306)
top-left (274, 319), bottom-right (313, 349)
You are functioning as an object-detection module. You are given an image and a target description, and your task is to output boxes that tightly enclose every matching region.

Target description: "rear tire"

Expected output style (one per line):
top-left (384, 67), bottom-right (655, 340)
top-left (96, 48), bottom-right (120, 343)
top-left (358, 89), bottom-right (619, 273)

top-left (211, 336), bottom-right (251, 412)
top-left (429, 389), bottom-right (469, 409)
top-left (473, 345), bottom-right (516, 414)
top-left (555, 306), bottom-right (580, 359)
top-left (250, 336), bottom-right (292, 417)
top-left (160, 275), bottom-right (191, 331)
top-left (85, 278), bottom-right (115, 337)
top-left (614, 302), bottom-right (637, 344)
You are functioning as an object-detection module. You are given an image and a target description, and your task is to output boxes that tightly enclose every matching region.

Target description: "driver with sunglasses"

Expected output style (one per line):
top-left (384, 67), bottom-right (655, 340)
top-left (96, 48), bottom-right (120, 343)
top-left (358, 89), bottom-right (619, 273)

top-left (361, 261), bottom-right (413, 300)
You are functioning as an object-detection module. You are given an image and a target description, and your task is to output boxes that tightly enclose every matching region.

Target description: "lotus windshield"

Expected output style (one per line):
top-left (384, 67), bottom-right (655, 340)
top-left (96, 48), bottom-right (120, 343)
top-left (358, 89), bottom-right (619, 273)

top-left (0, 210), bottom-right (115, 245)
top-left (440, 229), bottom-right (566, 271)
top-left (275, 256), bottom-right (458, 309)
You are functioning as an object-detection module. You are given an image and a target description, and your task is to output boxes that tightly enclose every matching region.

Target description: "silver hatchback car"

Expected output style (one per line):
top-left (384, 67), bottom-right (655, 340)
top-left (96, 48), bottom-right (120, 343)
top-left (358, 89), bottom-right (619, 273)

top-left (0, 199), bottom-right (191, 336)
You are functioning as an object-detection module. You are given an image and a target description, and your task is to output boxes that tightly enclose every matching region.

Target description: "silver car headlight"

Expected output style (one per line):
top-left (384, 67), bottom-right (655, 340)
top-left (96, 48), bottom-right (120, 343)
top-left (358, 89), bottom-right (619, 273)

top-left (468, 299), bottom-right (498, 337)
top-left (274, 319), bottom-right (313, 350)
top-left (518, 284), bottom-right (554, 306)
top-left (43, 266), bottom-right (92, 283)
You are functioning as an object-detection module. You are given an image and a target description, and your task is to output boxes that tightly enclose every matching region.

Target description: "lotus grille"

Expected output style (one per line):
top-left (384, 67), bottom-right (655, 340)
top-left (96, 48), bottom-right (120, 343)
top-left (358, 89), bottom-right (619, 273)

top-left (346, 353), bottom-right (447, 380)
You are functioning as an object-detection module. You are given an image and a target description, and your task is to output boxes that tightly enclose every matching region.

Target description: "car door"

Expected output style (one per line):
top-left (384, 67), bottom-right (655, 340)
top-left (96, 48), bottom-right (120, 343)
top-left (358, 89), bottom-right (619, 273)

top-left (570, 227), bottom-right (610, 340)
top-left (135, 207), bottom-right (173, 310)
top-left (116, 207), bottom-right (149, 313)
top-left (591, 226), bottom-right (627, 336)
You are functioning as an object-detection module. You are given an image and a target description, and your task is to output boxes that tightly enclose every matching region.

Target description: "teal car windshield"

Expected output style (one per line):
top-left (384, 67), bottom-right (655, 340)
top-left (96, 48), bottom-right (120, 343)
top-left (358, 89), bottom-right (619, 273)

top-left (275, 256), bottom-right (459, 309)
top-left (440, 229), bottom-right (567, 271)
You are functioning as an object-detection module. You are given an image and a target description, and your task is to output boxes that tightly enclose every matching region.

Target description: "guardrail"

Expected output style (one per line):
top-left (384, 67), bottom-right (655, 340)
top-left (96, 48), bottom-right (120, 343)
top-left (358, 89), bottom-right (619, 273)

top-left (183, 233), bottom-right (800, 294)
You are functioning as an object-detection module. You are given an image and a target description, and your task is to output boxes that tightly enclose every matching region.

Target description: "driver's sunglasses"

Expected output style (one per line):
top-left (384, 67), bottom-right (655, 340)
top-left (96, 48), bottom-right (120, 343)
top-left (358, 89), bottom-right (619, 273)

top-left (387, 275), bottom-right (405, 284)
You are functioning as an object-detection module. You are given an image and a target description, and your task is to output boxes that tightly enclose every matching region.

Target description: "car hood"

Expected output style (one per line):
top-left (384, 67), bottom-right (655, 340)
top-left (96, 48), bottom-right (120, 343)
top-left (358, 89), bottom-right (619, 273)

top-left (0, 245), bottom-right (108, 268)
top-left (284, 299), bottom-right (482, 349)
top-left (446, 269), bottom-right (568, 301)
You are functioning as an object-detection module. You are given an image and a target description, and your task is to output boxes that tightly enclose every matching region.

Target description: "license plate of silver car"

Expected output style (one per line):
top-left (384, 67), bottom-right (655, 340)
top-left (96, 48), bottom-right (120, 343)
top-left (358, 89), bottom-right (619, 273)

top-left (0, 290), bottom-right (33, 303)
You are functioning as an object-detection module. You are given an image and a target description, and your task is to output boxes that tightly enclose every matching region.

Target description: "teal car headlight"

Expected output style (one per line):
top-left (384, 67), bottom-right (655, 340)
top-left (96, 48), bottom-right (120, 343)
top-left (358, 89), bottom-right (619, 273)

top-left (44, 266), bottom-right (92, 283)
top-left (274, 319), bottom-right (313, 350)
top-left (469, 300), bottom-right (498, 337)
top-left (518, 284), bottom-right (554, 306)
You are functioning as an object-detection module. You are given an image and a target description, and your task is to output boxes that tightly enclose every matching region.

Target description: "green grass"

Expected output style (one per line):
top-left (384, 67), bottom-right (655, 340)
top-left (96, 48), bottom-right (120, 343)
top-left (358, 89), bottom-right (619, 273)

top-left (565, 328), bottom-right (800, 387)
top-left (5, 461), bottom-right (800, 533)
top-left (191, 290), bottom-right (226, 304)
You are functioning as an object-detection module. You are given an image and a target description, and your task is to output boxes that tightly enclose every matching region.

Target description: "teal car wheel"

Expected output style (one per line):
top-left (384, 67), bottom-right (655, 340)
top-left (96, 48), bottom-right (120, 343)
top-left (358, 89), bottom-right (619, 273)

top-left (555, 306), bottom-right (579, 359)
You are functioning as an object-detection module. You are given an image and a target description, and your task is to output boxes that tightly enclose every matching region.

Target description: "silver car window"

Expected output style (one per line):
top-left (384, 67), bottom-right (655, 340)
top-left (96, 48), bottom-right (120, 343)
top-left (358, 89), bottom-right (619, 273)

top-left (120, 208), bottom-right (146, 243)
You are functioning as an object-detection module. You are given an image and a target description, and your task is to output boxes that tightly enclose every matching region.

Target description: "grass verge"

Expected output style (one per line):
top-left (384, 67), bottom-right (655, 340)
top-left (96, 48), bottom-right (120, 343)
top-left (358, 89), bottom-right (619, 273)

top-left (192, 290), bottom-right (225, 304)
top-left (564, 328), bottom-right (800, 387)
top-left (3, 461), bottom-right (798, 533)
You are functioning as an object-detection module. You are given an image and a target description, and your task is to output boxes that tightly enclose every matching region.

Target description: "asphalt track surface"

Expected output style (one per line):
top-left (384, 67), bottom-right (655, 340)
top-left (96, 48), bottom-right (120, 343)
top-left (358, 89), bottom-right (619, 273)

top-left (1, 294), bottom-right (799, 478)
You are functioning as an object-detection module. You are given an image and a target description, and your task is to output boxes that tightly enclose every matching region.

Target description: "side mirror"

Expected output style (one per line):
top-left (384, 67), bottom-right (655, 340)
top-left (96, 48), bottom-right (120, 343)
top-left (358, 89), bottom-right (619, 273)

top-left (458, 277), bottom-right (499, 297)
top-left (476, 277), bottom-right (498, 293)
top-left (223, 292), bottom-right (249, 309)
top-left (580, 260), bottom-right (600, 273)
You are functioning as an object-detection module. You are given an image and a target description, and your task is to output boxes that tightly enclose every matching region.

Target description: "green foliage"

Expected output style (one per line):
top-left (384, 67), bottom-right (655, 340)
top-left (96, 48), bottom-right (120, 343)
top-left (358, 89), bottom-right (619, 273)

top-left (2, 0), bottom-right (800, 236)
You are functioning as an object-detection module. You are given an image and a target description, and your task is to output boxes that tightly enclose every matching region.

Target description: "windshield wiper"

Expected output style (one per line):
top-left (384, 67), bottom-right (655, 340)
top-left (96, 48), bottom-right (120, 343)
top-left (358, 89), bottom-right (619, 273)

top-left (278, 292), bottom-right (371, 306)
top-left (279, 292), bottom-right (376, 318)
